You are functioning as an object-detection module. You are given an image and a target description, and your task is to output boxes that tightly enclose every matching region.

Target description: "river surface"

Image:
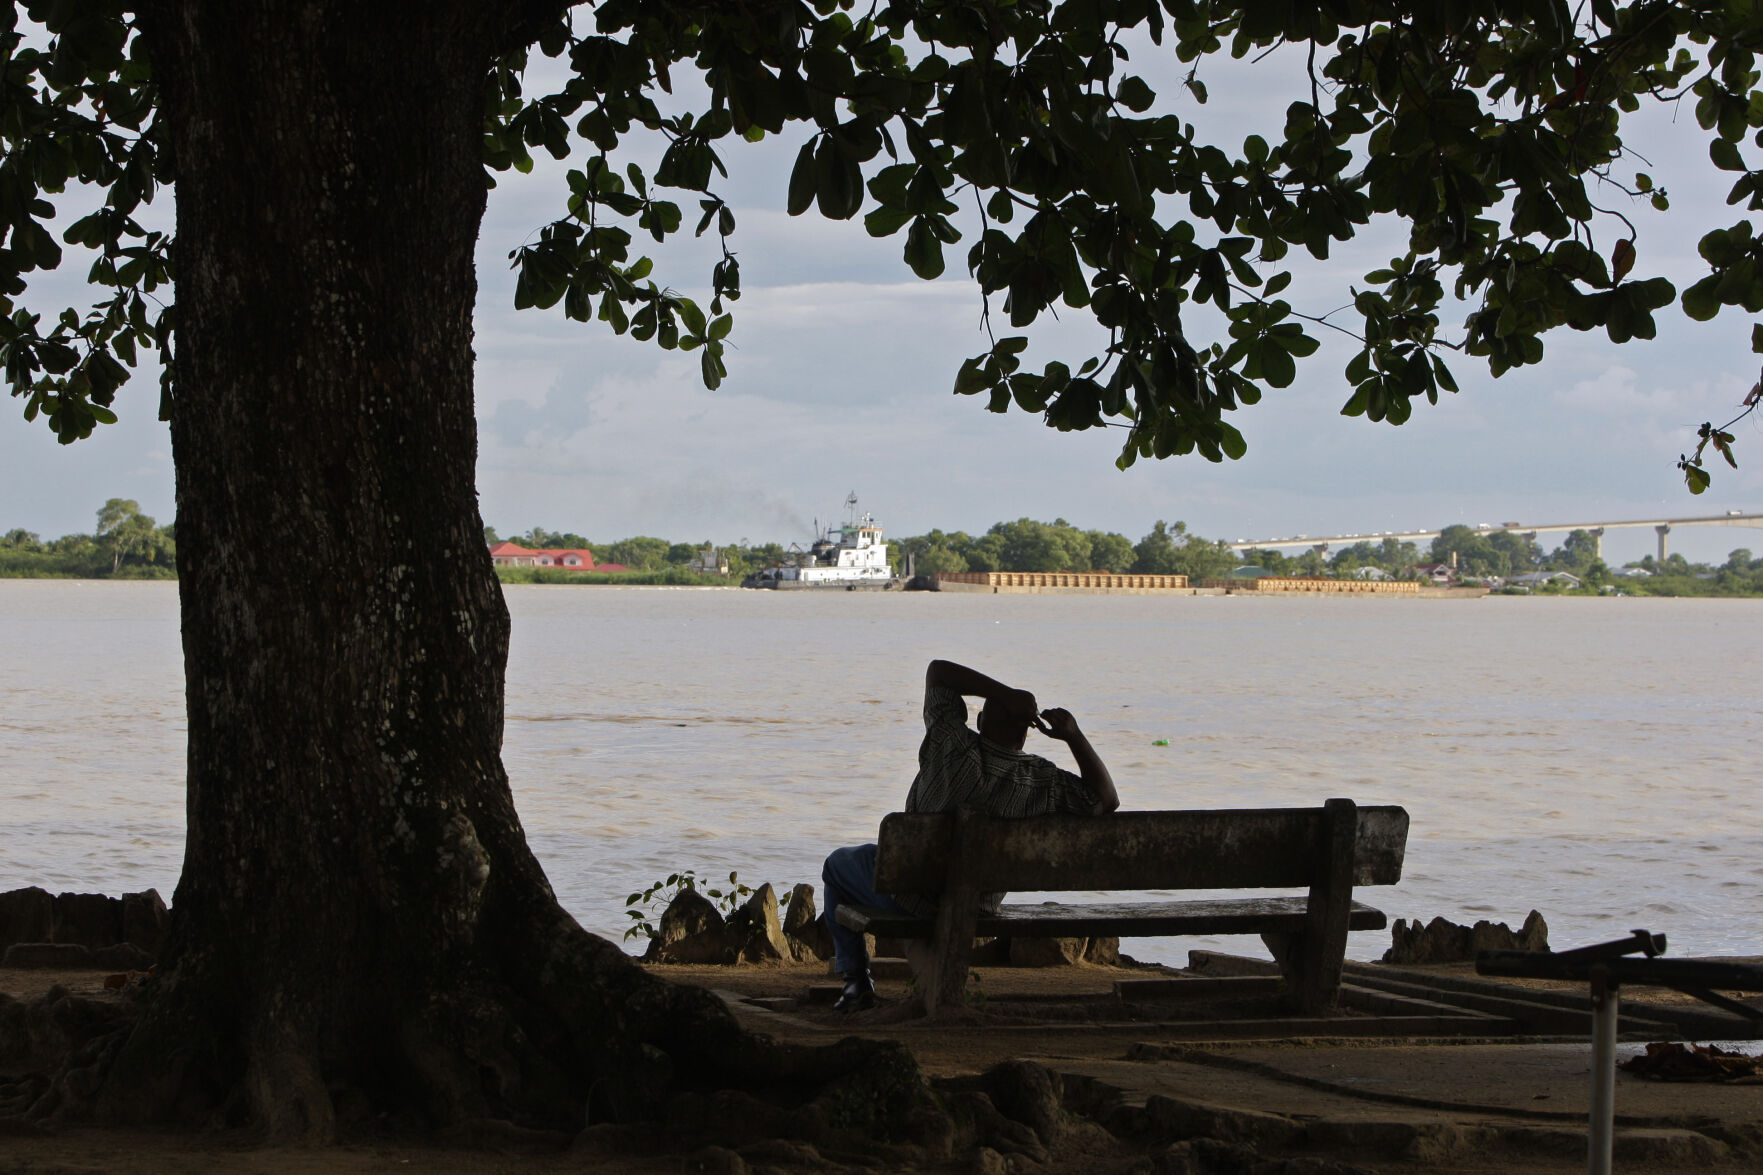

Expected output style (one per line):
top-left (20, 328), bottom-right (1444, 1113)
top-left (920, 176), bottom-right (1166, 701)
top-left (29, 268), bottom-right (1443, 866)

top-left (3, 580), bottom-right (1759, 964)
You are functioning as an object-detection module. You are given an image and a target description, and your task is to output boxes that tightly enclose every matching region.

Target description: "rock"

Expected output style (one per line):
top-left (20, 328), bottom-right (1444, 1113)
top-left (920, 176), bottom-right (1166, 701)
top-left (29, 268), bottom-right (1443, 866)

top-left (978, 1060), bottom-right (1066, 1145)
top-left (1083, 936), bottom-right (1121, 965)
top-left (0, 887), bottom-right (54, 951)
top-left (1009, 936), bottom-right (1089, 967)
top-left (1386, 910), bottom-right (1550, 965)
top-left (570, 1122), bottom-right (666, 1157)
top-left (91, 943), bottom-right (154, 971)
top-left (736, 1140), bottom-right (827, 1168)
top-left (1384, 916), bottom-right (1470, 964)
top-left (972, 1146), bottom-right (1008, 1175)
top-left (120, 889), bottom-right (169, 955)
top-left (781, 883), bottom-right (833, 962)
top-left (682, 1145), bottom-right (747, 1175)
top-left (1518, 908), bottom-right (1549, 952)
top-left (3, 942), bottom-right (93, 969)
top-left (970, 937), bottom-right (1012, 965)
top-left (1141, 1092), bottom-right (1301, 1148)
top-left (643, 887), bottom-right (732, 964)
top-left (51, 892), bottom-right (123, 950)
top-left (725, 884), bottom-right (791, 964)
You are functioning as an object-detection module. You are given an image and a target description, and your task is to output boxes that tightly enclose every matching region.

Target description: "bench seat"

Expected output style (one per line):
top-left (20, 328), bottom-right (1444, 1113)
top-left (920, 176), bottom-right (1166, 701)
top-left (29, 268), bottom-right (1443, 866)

top-left (838, 895), bottom-right (1390, 940)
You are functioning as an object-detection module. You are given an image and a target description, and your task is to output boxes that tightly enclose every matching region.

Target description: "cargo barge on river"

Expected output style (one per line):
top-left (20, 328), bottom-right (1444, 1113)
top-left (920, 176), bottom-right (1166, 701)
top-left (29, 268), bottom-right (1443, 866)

top-left (744, 495), bottom-right (902, 590)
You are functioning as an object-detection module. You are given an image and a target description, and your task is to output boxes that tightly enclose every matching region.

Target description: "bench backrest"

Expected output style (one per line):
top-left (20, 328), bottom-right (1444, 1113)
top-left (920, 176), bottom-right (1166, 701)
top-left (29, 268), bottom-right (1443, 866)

top-left (872, 804), bottom-right (1409, 895)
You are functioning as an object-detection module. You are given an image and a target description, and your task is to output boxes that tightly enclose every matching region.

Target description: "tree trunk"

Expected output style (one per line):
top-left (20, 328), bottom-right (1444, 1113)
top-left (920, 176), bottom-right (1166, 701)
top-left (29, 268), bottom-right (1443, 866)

top-left (29, 1), bottom-right (932, 1145)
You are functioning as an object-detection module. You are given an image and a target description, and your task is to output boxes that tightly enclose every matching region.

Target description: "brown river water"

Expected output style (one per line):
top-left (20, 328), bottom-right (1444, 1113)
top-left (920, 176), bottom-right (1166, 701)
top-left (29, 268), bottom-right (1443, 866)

top-left (3, 580), bottom-right (1759, 963)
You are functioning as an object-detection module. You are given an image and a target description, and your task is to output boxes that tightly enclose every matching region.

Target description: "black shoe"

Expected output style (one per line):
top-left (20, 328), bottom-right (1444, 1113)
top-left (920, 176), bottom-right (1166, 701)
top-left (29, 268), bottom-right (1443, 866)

top-left (833, 973), bottom-right (876, 1013)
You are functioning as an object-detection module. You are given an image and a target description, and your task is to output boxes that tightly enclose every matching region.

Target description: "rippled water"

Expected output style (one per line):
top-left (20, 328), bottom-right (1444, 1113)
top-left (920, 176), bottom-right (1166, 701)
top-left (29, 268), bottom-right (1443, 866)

top-left (3, 580), bottom-right (1760, 964)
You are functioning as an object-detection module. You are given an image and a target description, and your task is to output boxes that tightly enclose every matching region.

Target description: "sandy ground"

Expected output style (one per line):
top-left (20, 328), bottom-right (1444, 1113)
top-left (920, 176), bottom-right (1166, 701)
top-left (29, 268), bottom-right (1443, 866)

top-left (4, 958), bottom-right (1763, 1174)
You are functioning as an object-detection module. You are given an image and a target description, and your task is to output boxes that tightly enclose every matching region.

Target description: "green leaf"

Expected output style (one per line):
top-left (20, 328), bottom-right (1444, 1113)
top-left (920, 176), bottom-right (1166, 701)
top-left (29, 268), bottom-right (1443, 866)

top-left (864, 205), bottom-right (912, 237)
top-left (903, 217), bottom-right (945, 278)
top-left (677, 299), bottom-right (706, 338)
top-left (1683, 276), bottom-right (1721, 322)
top-left (1117, 76), bottom-right (1155, 113)
top-left (953, 356), bottom-right (990, 396)
top-left (1259, 344), bottom-right (1295, 387)
top-left (787, 139), bottom-right (817, 217)
top-left (1218, 422), bottom-right (1247, 460)
top-left (814, 137), bottom-right (863, 220)
top-left (1340, 383), bottom-right (1372, 417)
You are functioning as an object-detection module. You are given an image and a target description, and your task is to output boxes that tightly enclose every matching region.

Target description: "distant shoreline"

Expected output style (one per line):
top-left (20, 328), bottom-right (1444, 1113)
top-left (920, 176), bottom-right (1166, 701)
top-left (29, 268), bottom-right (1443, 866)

top-left (9, 573), bottom-right (1763, 601)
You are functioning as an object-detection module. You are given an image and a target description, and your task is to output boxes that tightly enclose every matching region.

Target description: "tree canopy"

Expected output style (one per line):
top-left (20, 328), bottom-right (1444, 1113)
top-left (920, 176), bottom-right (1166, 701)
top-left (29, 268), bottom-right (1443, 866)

top-left (6, 1), bottom-right (1763, 486)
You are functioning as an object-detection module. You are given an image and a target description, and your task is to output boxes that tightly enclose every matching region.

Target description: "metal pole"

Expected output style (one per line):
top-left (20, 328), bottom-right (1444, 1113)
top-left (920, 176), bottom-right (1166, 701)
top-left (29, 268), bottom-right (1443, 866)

top-left (1588, 965), bottom-right (1618, 1175)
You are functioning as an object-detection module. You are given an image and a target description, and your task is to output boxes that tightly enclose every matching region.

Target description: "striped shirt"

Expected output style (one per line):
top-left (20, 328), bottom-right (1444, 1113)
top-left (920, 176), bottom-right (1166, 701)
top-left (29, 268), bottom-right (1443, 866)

top-left (895, 685), bottom-right (1099, 915)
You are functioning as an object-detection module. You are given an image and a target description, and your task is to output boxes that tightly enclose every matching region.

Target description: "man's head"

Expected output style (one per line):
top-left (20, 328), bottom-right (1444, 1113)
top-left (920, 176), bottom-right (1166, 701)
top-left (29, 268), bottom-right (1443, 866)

top-left (977, 688), bottom-right (1038, 750)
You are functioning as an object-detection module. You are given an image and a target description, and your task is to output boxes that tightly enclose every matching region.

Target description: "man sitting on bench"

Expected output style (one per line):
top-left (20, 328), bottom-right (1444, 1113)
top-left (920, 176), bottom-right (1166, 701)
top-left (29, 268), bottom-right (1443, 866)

top-left (821, 659), bottom-right (1119, 1012)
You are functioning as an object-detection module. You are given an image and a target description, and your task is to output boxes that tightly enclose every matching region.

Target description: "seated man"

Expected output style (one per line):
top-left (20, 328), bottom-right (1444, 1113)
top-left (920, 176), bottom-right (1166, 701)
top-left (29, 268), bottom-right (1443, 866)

top-left (822, 659), bottom-right (1118, 1012)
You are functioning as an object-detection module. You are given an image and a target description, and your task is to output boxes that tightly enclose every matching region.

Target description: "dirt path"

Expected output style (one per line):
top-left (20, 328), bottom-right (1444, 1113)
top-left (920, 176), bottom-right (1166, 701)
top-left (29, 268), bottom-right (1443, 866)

top-left (4, 959), bottom-right (1762, 1174)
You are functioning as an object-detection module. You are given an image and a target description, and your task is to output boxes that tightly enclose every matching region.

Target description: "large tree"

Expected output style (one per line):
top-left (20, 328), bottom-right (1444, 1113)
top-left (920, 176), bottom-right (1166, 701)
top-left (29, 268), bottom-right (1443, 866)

top-left (4, 0), bottom-right (1762, 1142)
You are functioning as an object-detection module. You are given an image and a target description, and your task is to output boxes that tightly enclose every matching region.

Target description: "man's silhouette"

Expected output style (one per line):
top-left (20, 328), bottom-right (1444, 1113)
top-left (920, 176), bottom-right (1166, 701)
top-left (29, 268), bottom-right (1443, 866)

top-left (821, 659), bottom-right (1118, 1012)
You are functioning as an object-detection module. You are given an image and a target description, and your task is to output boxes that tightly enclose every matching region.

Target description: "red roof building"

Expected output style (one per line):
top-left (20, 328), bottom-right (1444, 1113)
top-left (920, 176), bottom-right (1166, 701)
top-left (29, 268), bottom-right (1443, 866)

top-left (489, 542), bottom-right (596, 570)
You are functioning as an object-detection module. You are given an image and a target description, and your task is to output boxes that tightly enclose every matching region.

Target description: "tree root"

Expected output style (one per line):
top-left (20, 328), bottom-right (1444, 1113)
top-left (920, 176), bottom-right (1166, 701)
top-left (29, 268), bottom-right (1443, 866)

top-left (0, 914), bottom-right (954, 1158)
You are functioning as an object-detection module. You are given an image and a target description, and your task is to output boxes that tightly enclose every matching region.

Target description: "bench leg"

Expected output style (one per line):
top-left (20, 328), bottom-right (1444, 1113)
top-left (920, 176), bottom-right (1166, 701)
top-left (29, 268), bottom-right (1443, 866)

top-left (921, 888), bottom-right (980, 1017)
top-left (922, 807), bottom-right (984, 1018)
top-left (1286, 797), bottom-right (1357, 1015)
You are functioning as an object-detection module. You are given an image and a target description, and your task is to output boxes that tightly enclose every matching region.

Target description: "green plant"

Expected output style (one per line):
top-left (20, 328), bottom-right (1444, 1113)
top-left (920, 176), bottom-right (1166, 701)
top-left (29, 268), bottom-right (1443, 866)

top-left (965, 969), bottom-right (987, 1008)
top-left (622, 869), bottom-right (758, 941)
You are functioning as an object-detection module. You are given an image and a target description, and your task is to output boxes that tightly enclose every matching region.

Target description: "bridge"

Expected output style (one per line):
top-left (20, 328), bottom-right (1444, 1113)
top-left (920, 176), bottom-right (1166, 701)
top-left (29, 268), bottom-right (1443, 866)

top-left (1227, 512), bottom-right (1763, 564)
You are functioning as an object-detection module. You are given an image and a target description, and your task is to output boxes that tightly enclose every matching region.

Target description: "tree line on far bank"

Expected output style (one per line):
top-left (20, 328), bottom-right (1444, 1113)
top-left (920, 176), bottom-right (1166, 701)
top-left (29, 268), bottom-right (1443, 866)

top-left (492, 517), bottom-right (1763, 598)
top-left (13, 510), bottom-right (1763, 598)
top-left (485, 517), bottom-right (1243, 582)
top-left (1, 500), bottom-right (176, 578)
top-left (1253, 524), bottom-right (1763, 598)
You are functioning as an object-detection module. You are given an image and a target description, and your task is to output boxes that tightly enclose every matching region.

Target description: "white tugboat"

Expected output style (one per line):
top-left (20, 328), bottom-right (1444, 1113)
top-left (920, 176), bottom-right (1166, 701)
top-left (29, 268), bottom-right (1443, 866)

top-left (746, 494), bottom-right (900, 590)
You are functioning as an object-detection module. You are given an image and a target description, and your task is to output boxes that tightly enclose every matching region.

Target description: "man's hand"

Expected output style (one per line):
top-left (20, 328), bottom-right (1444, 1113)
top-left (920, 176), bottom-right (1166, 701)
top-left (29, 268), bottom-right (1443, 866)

top-left (1034, 707), bottom-right (1081, 742)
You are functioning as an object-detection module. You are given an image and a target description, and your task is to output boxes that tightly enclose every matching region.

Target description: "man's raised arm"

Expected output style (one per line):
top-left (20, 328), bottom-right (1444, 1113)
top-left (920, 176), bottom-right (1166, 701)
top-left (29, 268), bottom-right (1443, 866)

top-left (925, 659), bottom-right (1037, 722)
top-left (1035, 708), bottom-right (1120, 815)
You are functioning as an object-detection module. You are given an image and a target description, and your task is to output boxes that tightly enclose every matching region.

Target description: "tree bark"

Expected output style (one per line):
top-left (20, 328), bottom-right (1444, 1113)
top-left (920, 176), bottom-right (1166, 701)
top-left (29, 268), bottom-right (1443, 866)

top-left (35, 1), bottom-right (931, 1145)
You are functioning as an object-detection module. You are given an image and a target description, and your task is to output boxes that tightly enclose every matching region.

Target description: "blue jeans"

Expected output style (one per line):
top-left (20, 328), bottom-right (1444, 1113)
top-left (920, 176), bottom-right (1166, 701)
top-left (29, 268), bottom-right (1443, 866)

top-left (821, 843), bottom-right (908, 976)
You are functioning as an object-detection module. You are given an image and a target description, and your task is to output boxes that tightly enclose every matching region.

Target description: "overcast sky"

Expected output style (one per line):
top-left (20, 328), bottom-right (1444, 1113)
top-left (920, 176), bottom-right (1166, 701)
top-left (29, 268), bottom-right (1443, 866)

top-left (4, 42), bottom-right (1761, 569)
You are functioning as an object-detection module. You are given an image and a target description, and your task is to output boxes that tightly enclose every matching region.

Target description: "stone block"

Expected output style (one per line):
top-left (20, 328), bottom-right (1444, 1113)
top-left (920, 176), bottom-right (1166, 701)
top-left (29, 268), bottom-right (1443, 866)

top-left (1386, 910), bottom-right (1549, 965)
top-left (92, 943), bottom-right (155, 971)
top-left (1083, 936), bottom-right (1120, 965)
top-left (3, 942), bottom-right (93, 969)
top-left (725, 884), bottom-right (791, 964)
top-left (780, 883), bottom-right (832, 962)
top-left (0, 887), bottom-right (53, 950)
top-left (1008, 936), bottom-right (1088, 967)
top-left (52, 892), bottom-right (123, 950)
top-left (643, 887), bottom-right (730, 964)
top-left (120, 889), bottom-right (169, 955)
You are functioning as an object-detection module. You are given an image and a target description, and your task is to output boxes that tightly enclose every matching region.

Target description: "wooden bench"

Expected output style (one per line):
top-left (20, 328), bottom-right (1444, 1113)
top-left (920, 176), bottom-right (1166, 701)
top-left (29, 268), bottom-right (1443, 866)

top-left (835, 797), bottom-right (1409, 1017)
